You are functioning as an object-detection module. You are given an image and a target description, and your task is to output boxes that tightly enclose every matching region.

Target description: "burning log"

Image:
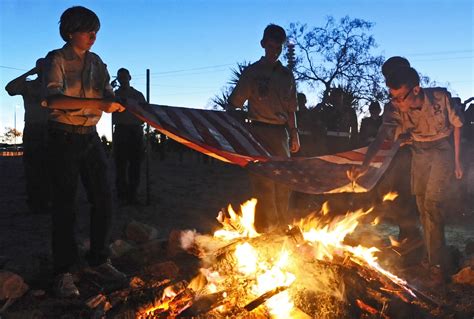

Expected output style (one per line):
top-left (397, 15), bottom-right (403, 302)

top-left (244, 286), bottom-right (288, 311)
top-left (177, 290), bottom-right (228, 317)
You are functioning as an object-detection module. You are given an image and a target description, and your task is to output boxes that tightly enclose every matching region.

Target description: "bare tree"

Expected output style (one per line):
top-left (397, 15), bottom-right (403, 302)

top-left (287, 16), bottom-right (385, 106)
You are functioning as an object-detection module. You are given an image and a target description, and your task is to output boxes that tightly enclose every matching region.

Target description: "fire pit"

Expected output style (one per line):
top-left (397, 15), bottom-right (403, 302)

top-left (125, 198), bottom-right (432, 318)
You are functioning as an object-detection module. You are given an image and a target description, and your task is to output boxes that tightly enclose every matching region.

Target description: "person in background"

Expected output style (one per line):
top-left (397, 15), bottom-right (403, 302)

top-left (5, 58), bottom-right (51, 215)
top-left (42, 6), bottom-right (127, 297)
top-left (359, 101), bottom-right (382, 146)
top-left (320, 87), bottom-right (358, 154)
top-left (228, 24), bottom-right (300, 232)
top-left (112, 68), bottom-right (146, 205)
top-left (295, 92), bottom-right (323, 157)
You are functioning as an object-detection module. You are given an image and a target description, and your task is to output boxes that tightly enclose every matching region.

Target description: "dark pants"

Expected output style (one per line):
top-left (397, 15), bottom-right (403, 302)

top-left (23, 123), bottom-right (51, 213)
top-left (113, 125), bottom-right (144, 200)
top-left (48, 127), bottom-right (113, 274)
top-left (248, 123), bottom-right (290, 232)
top-left (375, 146), bottom-right (420, 241)
top-left (412, 138), bottom-right (453, 270)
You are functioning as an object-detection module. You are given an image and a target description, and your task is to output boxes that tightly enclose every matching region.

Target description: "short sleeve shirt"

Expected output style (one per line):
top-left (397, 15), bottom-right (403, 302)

top-left (229, 58), bottom-right (297, 124)
top-left (382, 88), bottom-right (463, 142)
top-left (43, 44), bottom-right (114, 126)
top-left (112, 86), bottom-right (146, 126)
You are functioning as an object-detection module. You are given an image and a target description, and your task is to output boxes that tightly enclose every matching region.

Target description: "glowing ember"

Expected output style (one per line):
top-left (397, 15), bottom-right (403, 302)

top-left (382, 191), bottom-right (398, 201)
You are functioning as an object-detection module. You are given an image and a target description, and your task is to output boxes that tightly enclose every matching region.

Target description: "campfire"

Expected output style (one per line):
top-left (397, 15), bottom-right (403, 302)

top-left (117, 197), bottom-right (432, 318)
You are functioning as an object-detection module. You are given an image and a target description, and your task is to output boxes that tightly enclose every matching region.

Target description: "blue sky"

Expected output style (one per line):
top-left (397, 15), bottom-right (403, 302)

top-left (1, 0), bottom-right (472, 140)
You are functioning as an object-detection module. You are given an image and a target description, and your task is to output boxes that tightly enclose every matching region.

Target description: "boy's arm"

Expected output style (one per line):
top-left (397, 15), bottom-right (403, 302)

top-left (44, 95), bottom-right (125, 113)
top-left (288, 111), bottom-right (300, 153)
top-left (454, 125), bottom-right (463, 179)
top-left (349, 123), bottom-right (394, 180)
top-left (5, 67), bottom-right (37, 96)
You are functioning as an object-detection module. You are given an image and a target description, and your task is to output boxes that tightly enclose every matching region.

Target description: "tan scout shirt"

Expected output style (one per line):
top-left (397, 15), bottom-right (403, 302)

top-left (229, 58), bottom-right (297, 125)
top-left (112, 87), bottom-right (146, 126)
top-left (382, 88), bottom-right (463, 142)
top-left (43, 44), bottom-right (114, 126)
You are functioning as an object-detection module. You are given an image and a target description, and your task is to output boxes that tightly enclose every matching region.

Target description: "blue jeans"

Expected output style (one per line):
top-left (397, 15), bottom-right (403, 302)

top-left (48, 127), bottom-right (113, 274)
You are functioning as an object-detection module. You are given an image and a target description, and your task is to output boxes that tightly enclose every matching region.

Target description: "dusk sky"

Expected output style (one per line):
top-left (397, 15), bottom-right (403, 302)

top-left (1, 0), bottom-right (472, 140)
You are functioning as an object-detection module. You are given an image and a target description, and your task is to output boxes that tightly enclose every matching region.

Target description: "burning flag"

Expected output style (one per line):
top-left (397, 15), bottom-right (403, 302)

top-left (128, 103), bottom-right (400, 194)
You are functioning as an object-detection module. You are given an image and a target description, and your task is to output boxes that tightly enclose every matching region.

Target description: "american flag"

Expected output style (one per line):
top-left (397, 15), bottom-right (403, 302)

top-left (129, 103), bottom-right (399, 194)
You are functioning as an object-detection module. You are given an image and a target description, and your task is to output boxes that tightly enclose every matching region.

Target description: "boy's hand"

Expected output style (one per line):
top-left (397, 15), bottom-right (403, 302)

top-left (347, 164), bottom-right (369, 183)
top-left (102, 101), bottom-right (125, 113)
top-left (289, 128), bottom-right (300, 153)
top-left (455, 162), bottom-right (463, 179)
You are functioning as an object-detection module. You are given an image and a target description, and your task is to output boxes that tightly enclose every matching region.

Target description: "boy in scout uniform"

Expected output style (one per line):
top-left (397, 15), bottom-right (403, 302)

top-left (42, 6), bottom-right (127, 297)
top-left (351, 66), bottom-right (463, 286)
top-left (228, 24), bottom-right (300, 232)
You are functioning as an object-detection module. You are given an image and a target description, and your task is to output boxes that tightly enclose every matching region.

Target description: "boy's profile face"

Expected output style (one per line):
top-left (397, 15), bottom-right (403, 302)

top-left (261, 38), bottom-right (283, 63)
top-left (389, 85), bottom-right (420, 113)
top-left (70, 31), bottom-right (97, 52)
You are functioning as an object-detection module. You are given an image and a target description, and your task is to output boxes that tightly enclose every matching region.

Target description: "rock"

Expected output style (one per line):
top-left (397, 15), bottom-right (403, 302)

top-left (452, 266), bottom-right (474, 285)
top-left (129, 276), bottom-right (145, 289)
top-left (0, 271), bottom-right (28, 300)
top-left (109, 239), bottom-right (135, 258)
top-left (125, 220), bottom-right (159, 243)
top-left (146, 261), bottom-right (179, 279)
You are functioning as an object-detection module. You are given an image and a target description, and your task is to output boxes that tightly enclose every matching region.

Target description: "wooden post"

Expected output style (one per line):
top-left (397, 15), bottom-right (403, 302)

top-left (146, 69), bottom-right (151, 205)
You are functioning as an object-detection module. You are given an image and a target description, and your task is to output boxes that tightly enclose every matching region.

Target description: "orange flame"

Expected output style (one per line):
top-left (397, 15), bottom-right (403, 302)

top-left (382, 191), bottom-right (398, 202)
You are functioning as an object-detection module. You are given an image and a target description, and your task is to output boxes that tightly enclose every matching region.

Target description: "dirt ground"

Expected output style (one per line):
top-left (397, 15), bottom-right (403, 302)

top-left (1, 148), bottom-right (473, 317)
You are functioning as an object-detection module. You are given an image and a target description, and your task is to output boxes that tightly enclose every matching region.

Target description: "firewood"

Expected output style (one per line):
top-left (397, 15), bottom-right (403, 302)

top-left (176, 290), bottom-right (228, 317)
top-left (244, 286), bottom-right (288, 311)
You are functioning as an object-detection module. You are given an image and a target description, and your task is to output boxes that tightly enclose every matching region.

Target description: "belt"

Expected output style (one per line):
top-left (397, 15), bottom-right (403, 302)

top-left (48, 121), bottom-right (97, 135)
top-left (327, 131), bottom-right (350, 138)
top-left (249, 120), bottom-right (286, 127)
top-left (413, 136), bottom-right (450, 149)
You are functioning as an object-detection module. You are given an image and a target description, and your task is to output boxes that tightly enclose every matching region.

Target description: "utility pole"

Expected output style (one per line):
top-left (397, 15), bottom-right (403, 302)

top-left (286, 40), bottom-right (296, 73)
top-left (146, 69), bottom-right (151, 205)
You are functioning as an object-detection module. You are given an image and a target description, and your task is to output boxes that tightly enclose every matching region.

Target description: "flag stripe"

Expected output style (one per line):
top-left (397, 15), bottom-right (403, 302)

top-left (153, 106), bottom-right (176, 130)
top-left (172, 108), bottom-right (205, 144)
top-left (180, 110), bottom-right (223, 151)
top-left (205, 111), bottom-right (260, 156)
top-left (219, 112), bottom-right (271, 157)
top-left (186, 112), bottom-right (235, 153)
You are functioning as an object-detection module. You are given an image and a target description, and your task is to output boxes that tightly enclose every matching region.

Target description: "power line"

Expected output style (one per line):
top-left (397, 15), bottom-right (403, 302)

top-left (133, 63), bottom-right (234, 78)
top-left (0, 65), bottom-right (28, 71)
top-left (410, 56), bottom-right (473, 62)
top-left (405, 49), bottom-right (473, 57)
